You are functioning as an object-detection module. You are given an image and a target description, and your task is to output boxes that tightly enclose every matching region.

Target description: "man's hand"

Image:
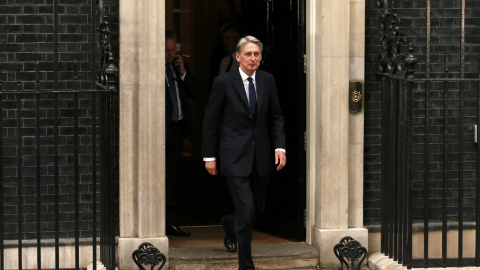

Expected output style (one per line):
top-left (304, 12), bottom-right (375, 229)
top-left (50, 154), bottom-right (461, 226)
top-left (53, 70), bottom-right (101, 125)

top-left (275, 151), bottom-right (286, 171)
top-left (173, 55), bottom-right (186, 75)
top-left (205, 160), bottom-right (218, 175)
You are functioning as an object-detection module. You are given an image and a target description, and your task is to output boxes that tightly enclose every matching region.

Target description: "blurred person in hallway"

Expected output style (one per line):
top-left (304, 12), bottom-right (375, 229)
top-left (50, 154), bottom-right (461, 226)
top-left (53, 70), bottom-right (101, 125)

top-left (164, 30), bottom-right (200, 237)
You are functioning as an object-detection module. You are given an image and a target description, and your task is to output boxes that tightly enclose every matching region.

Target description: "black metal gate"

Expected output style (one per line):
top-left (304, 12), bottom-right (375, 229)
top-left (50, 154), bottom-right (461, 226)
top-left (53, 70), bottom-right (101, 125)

top-left (0, 0), bottom-right (118, 269)
top-left (378, 0), bottom-right (480, 269)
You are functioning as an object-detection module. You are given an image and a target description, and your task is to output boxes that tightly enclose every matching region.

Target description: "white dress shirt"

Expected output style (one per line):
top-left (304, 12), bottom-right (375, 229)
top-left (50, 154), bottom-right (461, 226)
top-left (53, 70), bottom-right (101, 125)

top-left (166, 63), bottom-right (187, 120)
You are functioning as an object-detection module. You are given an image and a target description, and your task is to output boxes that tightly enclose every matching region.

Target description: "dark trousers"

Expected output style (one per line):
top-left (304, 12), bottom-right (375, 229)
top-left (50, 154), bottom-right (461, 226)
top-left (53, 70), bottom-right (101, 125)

top-left (165, 120), bottom-right (183, 227)
top-left (225, 172), bottom-right (269, 270)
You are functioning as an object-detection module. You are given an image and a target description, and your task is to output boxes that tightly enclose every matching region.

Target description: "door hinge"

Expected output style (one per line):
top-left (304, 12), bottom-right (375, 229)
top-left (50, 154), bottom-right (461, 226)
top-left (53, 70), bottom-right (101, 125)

top-left (304, 209), bottom-right (307, 227)
top-left (303, 54), bottom-right (307, 73)
top-left (304, 131), bottom-right (307, 151)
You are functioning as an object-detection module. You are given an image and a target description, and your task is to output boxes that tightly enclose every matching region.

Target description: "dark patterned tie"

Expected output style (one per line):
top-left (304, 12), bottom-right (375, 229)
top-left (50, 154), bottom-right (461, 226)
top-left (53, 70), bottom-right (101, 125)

top-left (166, 62), bottom-right (179, 121)
top-left (247, 77), bottom-right (257, 117)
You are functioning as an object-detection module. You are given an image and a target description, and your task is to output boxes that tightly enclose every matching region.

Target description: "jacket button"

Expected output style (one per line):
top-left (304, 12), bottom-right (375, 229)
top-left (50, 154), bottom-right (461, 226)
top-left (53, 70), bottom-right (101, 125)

top-left (252, 142), bottom-right (254, 145)
top-left (249, 115), bottom-right (252, 118)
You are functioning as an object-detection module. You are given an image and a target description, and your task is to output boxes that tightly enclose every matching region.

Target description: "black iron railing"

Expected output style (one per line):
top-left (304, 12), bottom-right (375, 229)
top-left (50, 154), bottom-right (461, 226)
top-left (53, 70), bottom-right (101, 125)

top-left (0, 0), bottom-right (118, 269)
top-left (380, 73), bottom-right (480, 269)
top-left (379, 0), bottom-right (480, 269)
top-left (380, 74), bottom-right (413, 268)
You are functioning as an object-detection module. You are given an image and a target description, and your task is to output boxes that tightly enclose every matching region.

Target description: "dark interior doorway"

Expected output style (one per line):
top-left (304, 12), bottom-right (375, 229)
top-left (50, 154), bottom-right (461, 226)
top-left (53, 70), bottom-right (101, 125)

top-left (169, 0), bottom-right (306, 241)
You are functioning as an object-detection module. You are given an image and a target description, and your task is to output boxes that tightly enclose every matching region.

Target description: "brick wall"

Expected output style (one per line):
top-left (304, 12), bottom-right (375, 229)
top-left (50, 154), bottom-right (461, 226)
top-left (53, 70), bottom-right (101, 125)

top-left (0, 0), bottom-right (118, 240)
top-left (364, 0), bottom-right (480, 226)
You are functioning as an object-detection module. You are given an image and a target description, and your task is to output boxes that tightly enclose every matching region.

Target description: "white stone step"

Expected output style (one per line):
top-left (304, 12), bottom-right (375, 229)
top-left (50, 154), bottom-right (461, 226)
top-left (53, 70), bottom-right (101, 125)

top-left (169, 242), bottom-right (319, 270)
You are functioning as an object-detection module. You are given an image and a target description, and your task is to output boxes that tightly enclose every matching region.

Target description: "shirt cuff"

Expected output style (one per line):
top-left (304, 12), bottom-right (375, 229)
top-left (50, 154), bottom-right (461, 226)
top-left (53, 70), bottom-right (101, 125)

top-left (203, 157), bottom-right (216, 161)
top-left (275, 148), bottom-right (286, 154)
top-left (180, 71), bottom-right (186, 80)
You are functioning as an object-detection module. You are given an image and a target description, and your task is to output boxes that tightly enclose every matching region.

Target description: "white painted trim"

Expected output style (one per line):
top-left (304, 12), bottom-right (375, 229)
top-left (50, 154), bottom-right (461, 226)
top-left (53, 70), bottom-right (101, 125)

top-left (305, 0), bottom-right (316, 246)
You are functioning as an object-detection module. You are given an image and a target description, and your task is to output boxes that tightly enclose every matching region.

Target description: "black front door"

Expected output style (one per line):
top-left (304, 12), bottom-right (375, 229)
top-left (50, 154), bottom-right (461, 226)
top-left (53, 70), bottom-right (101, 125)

top-left (241, 0), bottom-right (307, 241)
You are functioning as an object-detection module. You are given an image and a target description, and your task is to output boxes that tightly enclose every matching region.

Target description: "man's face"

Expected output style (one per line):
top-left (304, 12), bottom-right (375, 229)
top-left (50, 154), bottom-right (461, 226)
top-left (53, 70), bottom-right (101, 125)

top-left (165, 39), bottom-right (176, 63)
top-left (223, 30), bottom-right (240, 54)
top-left (236, 42), bottom-right (262, 76)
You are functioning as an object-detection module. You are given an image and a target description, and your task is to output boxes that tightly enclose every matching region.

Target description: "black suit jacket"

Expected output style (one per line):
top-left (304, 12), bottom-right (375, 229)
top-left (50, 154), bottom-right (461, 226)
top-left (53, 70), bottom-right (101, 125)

top-left (165, 63), bottom-right (199, 137)
top-left (202, 68), bottom-right (286, 177)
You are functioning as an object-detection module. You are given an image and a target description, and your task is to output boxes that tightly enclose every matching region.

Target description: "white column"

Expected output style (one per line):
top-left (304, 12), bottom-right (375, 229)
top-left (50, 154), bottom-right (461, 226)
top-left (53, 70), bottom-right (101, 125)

top-left (306, 0), bottom-right (367, 267)
top-left (314, 0), bottom-right (350, 230)
top-left (348, 0), bottom-right (365, 229)
top-left (118, 0), bottom-right (168, 269)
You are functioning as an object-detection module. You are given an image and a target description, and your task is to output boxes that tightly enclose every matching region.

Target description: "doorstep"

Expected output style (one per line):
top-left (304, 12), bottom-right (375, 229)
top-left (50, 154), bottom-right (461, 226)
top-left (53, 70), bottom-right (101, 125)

top-left (169, 242), bottom-right (319, 270)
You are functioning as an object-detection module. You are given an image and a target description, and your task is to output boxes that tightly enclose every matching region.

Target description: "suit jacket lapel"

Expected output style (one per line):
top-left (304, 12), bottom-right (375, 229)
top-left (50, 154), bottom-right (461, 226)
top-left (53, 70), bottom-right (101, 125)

top-left (232, 70), bottom-right (250, 110)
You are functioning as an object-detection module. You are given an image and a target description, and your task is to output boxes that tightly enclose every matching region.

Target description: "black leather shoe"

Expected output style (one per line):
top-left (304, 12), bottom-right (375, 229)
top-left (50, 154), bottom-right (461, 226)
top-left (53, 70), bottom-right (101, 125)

top-left (221, 216), bottom-right (237, 252)
top-left (166, 225), bottom-right (191, 237)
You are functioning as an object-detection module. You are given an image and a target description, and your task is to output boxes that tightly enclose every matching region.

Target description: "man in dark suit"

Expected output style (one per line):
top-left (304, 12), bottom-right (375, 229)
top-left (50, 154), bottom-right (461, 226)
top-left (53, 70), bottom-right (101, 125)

top-left (165, 30), bottom-right (199, 237)
top-left (202, 36), bottom-right (286, 270)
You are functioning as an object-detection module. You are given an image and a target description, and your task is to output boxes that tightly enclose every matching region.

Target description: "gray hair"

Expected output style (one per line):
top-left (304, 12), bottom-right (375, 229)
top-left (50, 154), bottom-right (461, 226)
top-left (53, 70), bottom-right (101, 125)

top-left (236, 36), bottom-right (263, 54)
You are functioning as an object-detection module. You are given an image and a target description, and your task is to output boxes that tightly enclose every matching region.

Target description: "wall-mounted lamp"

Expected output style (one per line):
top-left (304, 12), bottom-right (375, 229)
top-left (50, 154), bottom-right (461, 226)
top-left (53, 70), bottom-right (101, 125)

top-left (349, 81), bottom-right (363, 113)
